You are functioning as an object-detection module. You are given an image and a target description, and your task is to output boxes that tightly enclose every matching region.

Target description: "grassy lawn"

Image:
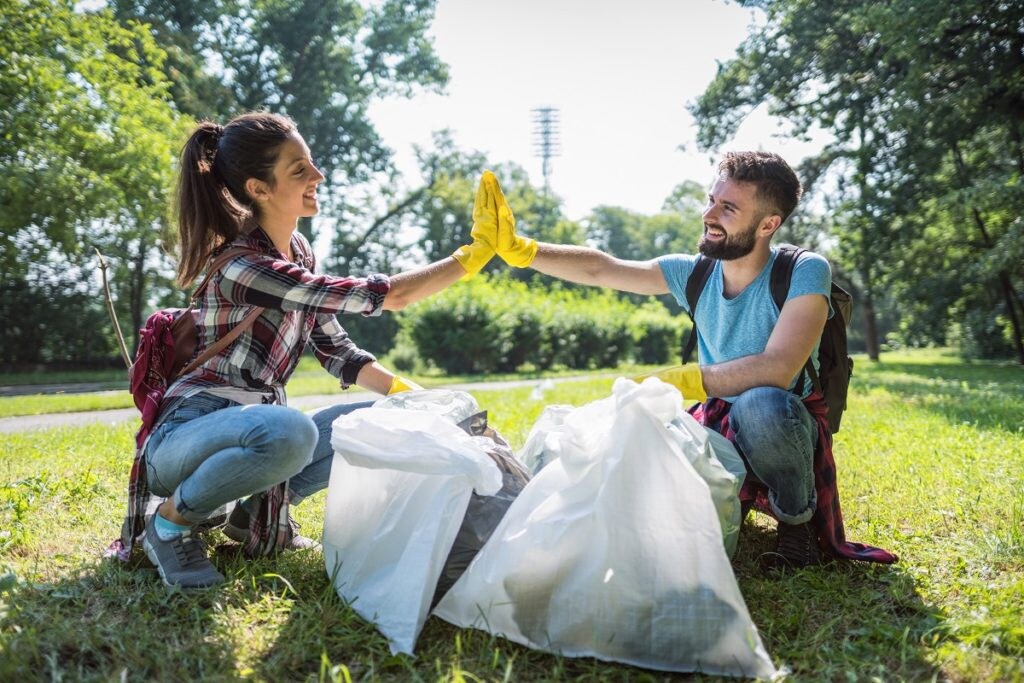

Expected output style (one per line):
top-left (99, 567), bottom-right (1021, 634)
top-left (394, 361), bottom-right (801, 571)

top-left (1, 349), bottom-right (1022, 680)
top-left (0, 357), bottom-right (656, 418)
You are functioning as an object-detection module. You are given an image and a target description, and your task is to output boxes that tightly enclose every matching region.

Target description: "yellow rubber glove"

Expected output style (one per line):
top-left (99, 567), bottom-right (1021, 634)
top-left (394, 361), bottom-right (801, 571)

top-left (387, 375), bottom-right (423, 395)
top-left (492, 175), bottom-right (538, 268)
top-left (633, 364), bottom-right (707, 402)
top-left (451, 172), bottom-right (499, 278)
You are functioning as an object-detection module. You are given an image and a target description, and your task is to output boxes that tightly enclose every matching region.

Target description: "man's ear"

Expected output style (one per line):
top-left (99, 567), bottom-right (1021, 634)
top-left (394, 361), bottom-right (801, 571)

top-left (245, 177), bottom-right (270, 203)
top-left (759, 213), bottom-right (782, 237)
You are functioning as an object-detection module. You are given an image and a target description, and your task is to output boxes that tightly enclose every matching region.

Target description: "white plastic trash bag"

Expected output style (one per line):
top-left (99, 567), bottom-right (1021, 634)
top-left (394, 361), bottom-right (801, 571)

top-left (322, 390), bottom-right (502, 656)
top-left (434, 378), bottom-right (776, 678)
top-left (516, 390), bottom-right (746, 557)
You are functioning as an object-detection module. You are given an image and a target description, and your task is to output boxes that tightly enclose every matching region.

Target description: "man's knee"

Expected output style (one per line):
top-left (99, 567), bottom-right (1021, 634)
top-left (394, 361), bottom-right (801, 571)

top-left (730, 387), bottom-right (815, 467)
top-left (731, 387), bottom-right (803, 434)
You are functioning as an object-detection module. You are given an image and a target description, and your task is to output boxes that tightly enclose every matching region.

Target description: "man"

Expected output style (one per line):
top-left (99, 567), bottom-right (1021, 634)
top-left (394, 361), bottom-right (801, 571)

top-left (484, 151), bottom-right (856, 572)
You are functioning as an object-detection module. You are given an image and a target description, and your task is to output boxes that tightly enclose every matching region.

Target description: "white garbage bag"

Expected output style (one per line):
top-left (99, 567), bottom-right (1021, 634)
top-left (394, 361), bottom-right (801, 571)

top-left (323, 390), bottom-right (502, 656)
top-left (434, 378), bottom-right (776, 678)
top-left (517, 394), bottom-right (746, 557)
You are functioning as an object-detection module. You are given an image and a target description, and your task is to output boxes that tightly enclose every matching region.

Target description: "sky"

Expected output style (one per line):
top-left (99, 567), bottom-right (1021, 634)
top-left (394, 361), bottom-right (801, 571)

top-left (366, 0), bottom-right (827, 221)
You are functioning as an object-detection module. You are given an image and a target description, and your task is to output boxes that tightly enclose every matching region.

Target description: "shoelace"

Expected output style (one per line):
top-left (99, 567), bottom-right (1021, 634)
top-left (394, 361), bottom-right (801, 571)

top-left (172, 531), bottom-right (210, 567)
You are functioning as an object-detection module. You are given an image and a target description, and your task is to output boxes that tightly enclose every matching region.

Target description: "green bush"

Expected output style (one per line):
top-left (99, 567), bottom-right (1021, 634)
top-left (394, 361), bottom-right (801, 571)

top-left (399, 275), bottom-right (686, 373)
top-left (405, 280), bottom-right (503, 374)
top-left (630, 300), bottom-right (686, 365)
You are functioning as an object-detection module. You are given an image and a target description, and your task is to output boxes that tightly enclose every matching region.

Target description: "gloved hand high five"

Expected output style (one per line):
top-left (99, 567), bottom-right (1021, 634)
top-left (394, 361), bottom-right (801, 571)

top-left (452, 171), bottom-right (500, 278)
top-left (491, 176), bottom-right (538, 268)
top-left (633, 364), bottom-right (707, 402)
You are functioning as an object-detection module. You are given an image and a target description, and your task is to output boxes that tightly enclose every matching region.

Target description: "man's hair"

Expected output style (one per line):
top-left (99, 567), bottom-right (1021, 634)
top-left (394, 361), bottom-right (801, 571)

top-left (718, 151), bottom-right (803, 223)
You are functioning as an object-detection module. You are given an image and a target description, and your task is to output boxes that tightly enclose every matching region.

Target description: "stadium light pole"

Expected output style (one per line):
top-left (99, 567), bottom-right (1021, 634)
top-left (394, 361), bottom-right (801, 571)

top-left (531, 106), bottom-right (561, 196)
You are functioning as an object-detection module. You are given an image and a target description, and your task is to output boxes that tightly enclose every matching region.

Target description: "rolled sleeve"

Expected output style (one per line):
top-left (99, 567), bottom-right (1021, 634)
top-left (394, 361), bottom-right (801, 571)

top-left (309, 314), bottom-right (376, 388)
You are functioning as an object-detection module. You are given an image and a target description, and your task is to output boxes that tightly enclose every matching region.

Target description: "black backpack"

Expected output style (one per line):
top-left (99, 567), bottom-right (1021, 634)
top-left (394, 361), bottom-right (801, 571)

top-left (681, 244), bottom-right (853, 433)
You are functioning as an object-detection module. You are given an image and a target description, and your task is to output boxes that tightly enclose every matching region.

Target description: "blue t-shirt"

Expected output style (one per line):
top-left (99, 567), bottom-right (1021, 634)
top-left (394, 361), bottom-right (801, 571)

top-left (657, 247), bottom-right (833, 401)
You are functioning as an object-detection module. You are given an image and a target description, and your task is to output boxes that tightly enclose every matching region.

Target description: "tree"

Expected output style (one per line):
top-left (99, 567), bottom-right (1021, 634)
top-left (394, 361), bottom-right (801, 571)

top-left (689, 0), bottom-right (1024, 362)
top-left (114, 0), bottom-right (450, 245)
top-left (0, 0), bottom-right (187, 357)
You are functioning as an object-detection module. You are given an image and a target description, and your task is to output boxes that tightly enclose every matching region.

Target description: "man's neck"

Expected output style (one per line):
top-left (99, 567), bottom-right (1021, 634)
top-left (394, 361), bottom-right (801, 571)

top-left (720, 243), bottom-right (772, 299)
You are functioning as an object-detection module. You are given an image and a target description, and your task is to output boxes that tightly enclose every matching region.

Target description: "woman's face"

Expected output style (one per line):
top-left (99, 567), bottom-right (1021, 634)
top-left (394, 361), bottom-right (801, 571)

top-left (258, 131), bottom-right (325, 221)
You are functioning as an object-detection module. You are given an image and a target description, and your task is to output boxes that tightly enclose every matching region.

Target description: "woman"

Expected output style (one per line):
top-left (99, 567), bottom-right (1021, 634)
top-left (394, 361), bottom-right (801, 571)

top-left (126, 111), bottom-right (502, 588)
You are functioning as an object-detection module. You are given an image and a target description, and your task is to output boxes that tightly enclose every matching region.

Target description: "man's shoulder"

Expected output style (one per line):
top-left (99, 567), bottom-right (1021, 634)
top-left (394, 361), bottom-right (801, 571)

top-left (774, 245), bottom-right (831, 275)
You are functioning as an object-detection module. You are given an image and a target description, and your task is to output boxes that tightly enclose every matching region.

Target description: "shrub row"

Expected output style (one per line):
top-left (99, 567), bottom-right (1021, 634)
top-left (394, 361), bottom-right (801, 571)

top-left (397, 275), bottom-right (689, 374)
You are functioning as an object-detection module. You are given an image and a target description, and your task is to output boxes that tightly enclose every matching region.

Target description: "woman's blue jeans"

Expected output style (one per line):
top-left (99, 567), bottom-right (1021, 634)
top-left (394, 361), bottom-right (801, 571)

top-left (729, 386), bottom-right (818, 525)
top-left (144, 393), bottom-right (372, 523)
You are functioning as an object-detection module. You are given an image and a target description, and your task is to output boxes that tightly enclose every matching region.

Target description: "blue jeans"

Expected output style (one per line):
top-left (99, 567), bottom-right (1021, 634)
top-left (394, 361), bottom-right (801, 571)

top-left (729, 386), bottom-right (817, 525)
top-left (145, 393), bottom-right (373, 523)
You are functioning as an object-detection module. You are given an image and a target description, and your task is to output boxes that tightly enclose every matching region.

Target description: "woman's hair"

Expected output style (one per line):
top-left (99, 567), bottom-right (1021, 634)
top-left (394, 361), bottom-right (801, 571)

top-left (174, 112), bottom-right (297, 286)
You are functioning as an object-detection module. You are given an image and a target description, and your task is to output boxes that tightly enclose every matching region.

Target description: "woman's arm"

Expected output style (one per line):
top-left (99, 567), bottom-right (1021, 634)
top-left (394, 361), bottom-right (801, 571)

top-left (381, 257), bottom-right (467, 311)
top-left (355, 361), bottom-right (422, 394)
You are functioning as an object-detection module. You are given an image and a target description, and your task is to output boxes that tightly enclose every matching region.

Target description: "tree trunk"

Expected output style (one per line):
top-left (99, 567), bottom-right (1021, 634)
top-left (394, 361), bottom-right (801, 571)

top-left (998, 271), bottom-right (1024, 365)
top-left (129, 237), bottom-right (147, 355)
top-left (862, 287), bottom-right (881, 361)
top-left (951, 143), bottom-right (1024, 363)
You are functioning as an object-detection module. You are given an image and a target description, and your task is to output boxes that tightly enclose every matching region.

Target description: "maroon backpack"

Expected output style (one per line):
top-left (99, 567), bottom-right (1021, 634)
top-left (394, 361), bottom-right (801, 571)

top-left (129, 247), bottom-right (263, 447)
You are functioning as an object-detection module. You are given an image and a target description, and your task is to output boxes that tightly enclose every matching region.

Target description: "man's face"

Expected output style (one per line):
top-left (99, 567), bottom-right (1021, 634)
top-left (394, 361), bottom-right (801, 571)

top-left (698, 177), bottom-right (768, 260)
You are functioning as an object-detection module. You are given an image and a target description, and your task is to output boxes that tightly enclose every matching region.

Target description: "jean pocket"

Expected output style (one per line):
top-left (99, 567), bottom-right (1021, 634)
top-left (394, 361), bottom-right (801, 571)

top-left (161, 392), bottom-right (234, 428)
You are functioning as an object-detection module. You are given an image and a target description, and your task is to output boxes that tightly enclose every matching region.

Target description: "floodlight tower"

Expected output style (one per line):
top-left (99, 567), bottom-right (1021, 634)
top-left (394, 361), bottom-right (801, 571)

top-left (531, 106), bottom-right (561, 194)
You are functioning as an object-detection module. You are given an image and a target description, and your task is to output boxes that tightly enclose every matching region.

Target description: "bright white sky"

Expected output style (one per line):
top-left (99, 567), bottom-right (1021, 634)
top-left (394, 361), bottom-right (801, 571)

top-left (367, 0), bottom-right (826, 221)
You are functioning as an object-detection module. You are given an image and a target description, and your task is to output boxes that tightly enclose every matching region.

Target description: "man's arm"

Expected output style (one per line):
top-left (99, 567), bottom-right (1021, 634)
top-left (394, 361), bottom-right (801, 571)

top-left (701, 293), bottom-right (829, 397)
top-left (530, 243), bottom-right (671, 296)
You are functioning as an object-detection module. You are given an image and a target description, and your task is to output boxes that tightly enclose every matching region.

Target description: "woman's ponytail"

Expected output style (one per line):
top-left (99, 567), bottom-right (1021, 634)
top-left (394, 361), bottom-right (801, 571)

top-left (173, 112), bottom-right (296, 287)
top-left (175, 121), bottom-right (245, 286)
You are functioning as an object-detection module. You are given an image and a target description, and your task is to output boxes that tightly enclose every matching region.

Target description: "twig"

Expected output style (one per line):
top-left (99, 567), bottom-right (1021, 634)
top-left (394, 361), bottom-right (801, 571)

top-left (95, 248), bottom-right (131, 368)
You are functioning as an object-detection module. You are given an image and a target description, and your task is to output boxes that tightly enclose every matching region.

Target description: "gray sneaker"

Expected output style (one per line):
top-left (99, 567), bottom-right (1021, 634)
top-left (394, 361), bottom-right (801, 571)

top-left (143, 514), bottom-right (225, 588)
top-left (222, 502), bottom-right (319, 551)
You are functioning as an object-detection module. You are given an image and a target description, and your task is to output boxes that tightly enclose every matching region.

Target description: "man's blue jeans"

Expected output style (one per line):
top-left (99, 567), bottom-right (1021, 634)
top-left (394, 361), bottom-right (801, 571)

top-left (145, 393), bottom-right (372, 523)
top-left (728, 386), bottom-right (817, 525)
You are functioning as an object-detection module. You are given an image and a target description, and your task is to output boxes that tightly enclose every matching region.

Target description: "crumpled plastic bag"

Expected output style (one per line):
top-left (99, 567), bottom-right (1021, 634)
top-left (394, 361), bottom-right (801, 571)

top-left (518, 393), bottom-right (746, 557)
top-left (323, 390), bottom-right (502, 655)
top-left (431, 411), bottom-right (530, 609)
top-left (434, 378), bottom-right (776, 678)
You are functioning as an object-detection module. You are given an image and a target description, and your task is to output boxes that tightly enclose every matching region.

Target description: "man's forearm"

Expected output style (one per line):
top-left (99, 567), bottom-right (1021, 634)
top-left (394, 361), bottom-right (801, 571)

top-left (530, 243), bottom-right (670, 295)
top-left (530, 243), bottom-right (615, 286)
top-left (701, 350), bottom-right (801, 398)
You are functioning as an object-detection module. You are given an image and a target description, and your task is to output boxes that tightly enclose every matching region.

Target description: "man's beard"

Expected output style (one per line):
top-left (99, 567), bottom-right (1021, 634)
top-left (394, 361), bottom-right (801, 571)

top-left (697, 219), bottom-right (758, 260)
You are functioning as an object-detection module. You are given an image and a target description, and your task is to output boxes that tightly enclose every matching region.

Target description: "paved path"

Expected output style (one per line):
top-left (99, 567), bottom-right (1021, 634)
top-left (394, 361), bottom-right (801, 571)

top-left (0, 377), bottom-right (582, 433)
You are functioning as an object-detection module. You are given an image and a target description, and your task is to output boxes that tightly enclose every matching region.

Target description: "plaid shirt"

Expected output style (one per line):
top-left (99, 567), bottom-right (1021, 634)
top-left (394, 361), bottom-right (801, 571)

top-left (163, 227), bottom-right (390, 408)
top-left (107, 227), bottom-right (390, 562)
top-left (691, 393), bottom-right (898, 564)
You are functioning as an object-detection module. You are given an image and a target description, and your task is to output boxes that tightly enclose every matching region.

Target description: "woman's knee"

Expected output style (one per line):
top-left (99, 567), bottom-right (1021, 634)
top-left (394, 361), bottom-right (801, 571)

top-left (243, 405), bottom-right (318, 469)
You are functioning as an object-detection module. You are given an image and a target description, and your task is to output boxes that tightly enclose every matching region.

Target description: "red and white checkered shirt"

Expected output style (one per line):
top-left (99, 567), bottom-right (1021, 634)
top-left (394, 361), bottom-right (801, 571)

top-left (162, 226), bottom-right (390, 409)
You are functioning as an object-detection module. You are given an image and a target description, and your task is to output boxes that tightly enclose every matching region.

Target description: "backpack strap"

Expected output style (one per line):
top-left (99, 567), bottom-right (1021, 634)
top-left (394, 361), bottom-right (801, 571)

top-left (681, 255), bottom-right (716, 364)
top-left (769, 244), bottom-right (821, 395)
top-left (177, 246), bottom-right (265, 378)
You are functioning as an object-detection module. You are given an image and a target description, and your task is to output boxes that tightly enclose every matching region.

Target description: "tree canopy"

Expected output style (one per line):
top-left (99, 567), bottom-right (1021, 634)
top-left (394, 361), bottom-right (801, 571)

top-left (690, 0), bottom-right (1024, 362)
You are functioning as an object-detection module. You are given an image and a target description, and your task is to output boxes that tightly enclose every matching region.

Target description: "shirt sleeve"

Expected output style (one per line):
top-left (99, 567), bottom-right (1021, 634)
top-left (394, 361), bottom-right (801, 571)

top-left (308, 314), bottom-right (377, 388)
top-left (218, 254), bottom-right (391, 317)
top-left (656, 254), bottom-right (699, 312)
top-left (789, 252), bottom-right (835, 318)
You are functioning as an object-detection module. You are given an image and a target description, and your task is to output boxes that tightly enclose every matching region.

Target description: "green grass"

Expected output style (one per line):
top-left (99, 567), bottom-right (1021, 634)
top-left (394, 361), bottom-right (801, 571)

top-left (0, 356), bottom-right (657, 418)
top-left (1, 349), bottom-right (1022, 681)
